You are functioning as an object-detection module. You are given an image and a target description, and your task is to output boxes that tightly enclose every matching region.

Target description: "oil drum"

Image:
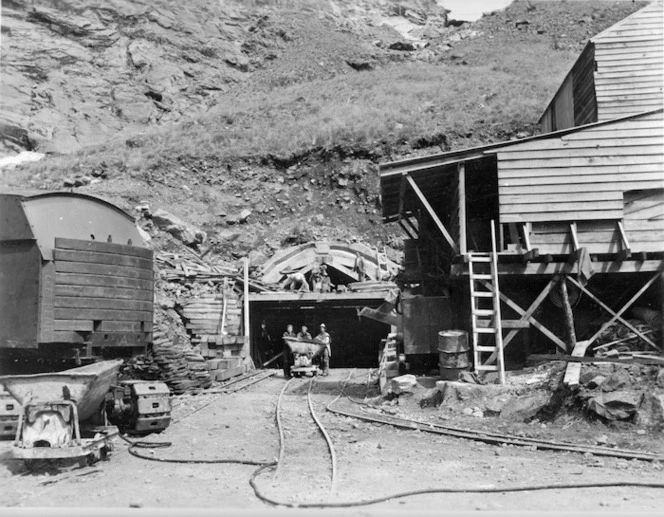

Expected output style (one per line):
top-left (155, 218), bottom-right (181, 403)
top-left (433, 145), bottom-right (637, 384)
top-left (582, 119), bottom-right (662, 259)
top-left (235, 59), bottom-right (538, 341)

top-left (438, 330), bottom-right (470, 380)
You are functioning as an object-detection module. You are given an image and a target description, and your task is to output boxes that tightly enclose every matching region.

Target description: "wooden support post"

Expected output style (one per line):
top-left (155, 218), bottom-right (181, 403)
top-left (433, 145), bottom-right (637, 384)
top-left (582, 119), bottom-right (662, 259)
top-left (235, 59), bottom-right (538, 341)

top-left (405, 174), bottom-right (459, 254)
top-left (559, 276), bottom-right (577, 354)
top-left (520, 223), bottom-right (539, 264)
top-left (572, 273), bottom-right (661, 349)
top-left (398, 175), bottom-right (407, 220)
top-left (458, 162), bottom-right (467, 254)
top-left (616, 221), bottom-right (631, 263)
top-left (568, 222), bottom-right (580, 263)
top-left (243, 258), bottom-right (250, 365)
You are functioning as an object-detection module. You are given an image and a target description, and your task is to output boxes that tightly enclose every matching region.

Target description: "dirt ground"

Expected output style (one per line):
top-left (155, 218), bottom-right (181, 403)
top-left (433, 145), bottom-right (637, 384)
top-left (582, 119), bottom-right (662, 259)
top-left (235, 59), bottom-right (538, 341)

top-left (1, 368), bottom-right (663, 512)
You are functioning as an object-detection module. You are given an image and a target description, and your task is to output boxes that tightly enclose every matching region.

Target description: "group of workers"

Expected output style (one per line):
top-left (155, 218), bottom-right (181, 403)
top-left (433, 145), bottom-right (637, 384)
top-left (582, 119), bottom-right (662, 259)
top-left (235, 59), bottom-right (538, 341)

top-left (282, 323), bottom-right (331, 377)
top-left (282, 252), bottom-right (371, 293)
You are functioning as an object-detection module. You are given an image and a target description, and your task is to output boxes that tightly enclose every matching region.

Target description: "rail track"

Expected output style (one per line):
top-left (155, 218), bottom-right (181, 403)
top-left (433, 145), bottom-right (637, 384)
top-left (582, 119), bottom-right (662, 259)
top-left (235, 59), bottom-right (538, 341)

top-left (271, 376), bottom-right (337, 505)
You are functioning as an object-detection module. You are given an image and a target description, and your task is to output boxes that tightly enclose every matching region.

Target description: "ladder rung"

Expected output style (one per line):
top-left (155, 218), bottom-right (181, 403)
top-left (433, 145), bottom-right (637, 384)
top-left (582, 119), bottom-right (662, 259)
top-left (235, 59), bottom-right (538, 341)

top-left (470, 256), bottom-right (492, 263)
top-left (475, 327), bottom-right (498, 334)
top-left (501, 320), bottom-right (529, 329)
top-left (475, 346), bottom-right (497, 352)
top-left (472, 309), bottom-right (495, 317)
top-left (475, 365), bottom-right (499, 371)
top-left (470, 291), bottom-right (493, 298)
top-left (470, 274), bottom-right (492, 280)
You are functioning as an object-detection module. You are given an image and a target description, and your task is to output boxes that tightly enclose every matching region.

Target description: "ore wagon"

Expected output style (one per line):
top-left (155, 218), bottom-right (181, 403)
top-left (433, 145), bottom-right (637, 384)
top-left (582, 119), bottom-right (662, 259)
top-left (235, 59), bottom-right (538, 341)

top-left (0, 190), bottom-right (153, 367)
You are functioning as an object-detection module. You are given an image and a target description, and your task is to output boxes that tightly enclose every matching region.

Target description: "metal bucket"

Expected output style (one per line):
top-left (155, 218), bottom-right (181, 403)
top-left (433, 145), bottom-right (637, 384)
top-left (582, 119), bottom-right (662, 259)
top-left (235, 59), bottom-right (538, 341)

top-left (438, 330), bottom-right (470, 379)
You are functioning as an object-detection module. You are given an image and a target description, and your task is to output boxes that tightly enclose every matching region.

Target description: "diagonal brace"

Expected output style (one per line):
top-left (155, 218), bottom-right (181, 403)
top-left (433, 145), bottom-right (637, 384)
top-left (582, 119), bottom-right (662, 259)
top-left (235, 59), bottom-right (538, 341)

top-left (405, 174), bottom-right (459, 254)
top-left (567, 274), bottom-right (660, 350)
top-left (480, 278), bottom-right (567, 355)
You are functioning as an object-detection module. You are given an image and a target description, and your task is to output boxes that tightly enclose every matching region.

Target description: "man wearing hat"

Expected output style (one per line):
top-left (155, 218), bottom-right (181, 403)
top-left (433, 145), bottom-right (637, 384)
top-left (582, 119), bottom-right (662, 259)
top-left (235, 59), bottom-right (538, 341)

top-left (315, 323), bottom-right (331, 376)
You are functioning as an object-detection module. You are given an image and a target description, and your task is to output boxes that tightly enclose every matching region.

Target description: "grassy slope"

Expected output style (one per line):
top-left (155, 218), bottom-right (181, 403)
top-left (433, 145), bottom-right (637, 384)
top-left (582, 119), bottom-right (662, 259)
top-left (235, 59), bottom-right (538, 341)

top-left (1, 0), bottom-right (647, 261)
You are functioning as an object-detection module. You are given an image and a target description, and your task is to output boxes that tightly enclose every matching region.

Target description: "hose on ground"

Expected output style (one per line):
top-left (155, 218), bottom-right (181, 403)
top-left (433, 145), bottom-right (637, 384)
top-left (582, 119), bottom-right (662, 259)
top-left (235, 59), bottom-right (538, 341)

top-left (119, 433), bottom-right (272, 466)
top-left (122, 371), bottom-right (664, 508)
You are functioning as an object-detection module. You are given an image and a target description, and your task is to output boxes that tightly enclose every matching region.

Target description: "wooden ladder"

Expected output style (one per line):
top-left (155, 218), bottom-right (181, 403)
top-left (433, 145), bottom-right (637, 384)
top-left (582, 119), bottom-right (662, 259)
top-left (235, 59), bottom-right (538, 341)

top-left (468, 221), bottom-right (506, 384)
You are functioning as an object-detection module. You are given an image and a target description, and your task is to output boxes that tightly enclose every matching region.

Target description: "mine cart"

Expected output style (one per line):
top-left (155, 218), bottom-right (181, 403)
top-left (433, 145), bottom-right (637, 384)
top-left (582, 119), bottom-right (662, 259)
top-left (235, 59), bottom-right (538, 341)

top-left (283, 337), bottom-right (328, 377)
top-left (0, 359), bottom-right (171, 469)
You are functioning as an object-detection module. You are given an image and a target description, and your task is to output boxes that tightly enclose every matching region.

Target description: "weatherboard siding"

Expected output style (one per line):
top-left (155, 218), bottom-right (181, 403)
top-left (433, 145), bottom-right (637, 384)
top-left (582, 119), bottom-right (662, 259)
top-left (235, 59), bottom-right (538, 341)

top-left (497, 111), bottom-right (664, 229)
top-left (539, 1), bottom-right (664, 132)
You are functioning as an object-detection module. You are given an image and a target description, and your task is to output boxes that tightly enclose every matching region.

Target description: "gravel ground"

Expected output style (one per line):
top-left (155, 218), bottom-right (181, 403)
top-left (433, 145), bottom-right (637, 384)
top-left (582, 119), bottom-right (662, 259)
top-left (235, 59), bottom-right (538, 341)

top-left (1, 368), bottom-right (663, 511)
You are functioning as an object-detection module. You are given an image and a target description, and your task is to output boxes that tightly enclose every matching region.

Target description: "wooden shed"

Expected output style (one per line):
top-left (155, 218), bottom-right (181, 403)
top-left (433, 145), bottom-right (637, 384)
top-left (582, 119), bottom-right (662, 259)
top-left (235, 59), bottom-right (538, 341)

top-left (379, 109), bottom-right (664, 368)
top-left (540, 1), bottom-right (663, 132)
top-left (0, 190), bottom-right (154, 360)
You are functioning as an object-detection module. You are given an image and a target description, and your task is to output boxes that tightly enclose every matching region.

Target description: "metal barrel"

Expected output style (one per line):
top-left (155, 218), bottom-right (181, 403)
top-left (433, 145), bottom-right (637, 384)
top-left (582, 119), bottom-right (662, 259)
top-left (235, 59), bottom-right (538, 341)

top-left (438, 330), bottom-right (470, 379)
top-left (437, 330), bottom-right (470, 353)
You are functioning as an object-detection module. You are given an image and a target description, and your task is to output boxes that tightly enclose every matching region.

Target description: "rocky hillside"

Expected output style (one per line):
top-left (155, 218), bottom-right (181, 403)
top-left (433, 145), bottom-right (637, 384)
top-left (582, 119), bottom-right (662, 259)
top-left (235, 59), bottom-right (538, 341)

top-left (0, 0), bottom-right (646, 265)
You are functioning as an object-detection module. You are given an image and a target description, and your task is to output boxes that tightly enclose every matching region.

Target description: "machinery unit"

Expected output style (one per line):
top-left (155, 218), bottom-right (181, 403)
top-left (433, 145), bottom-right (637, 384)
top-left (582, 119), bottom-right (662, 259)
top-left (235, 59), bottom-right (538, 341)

top-left (0, 360), bottom-right (171, 469)
top-left (106, 380), bottom-right (171, 434)
top-left (0, 386), bottom-right (20, 440)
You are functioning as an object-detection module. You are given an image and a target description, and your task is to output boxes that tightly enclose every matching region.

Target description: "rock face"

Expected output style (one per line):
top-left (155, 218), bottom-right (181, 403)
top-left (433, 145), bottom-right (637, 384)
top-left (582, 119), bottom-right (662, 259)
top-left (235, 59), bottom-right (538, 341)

top-left (499, 392), bottom-right (551, 422)
top-left (0, 0), bottom-right (260, 154)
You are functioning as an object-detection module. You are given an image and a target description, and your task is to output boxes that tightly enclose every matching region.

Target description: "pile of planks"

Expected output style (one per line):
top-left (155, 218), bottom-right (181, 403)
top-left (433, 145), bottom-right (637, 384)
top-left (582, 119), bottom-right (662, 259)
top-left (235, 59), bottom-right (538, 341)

top-left (181, 291), bottom-right (242, 339)
top-left (157, 252), bottom-right (236, 284)
top-left (181, 291), bottom-right (246, 382)
top-left (156, 251), bottom-right (273, 292)
top-left (151, 329), bottom-right (212, 394)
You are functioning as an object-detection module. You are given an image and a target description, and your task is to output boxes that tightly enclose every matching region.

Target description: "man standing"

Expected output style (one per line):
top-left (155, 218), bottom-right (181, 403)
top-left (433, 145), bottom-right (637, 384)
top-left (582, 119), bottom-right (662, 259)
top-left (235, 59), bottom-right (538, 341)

top-left (353, 252), bottom-right (368, 282)
top-left (282, 324), bottom-right (296, 377)
top-left (315, 323), bottom-right (331, 376)
top-left (297, 326), bottom-right (312, 340)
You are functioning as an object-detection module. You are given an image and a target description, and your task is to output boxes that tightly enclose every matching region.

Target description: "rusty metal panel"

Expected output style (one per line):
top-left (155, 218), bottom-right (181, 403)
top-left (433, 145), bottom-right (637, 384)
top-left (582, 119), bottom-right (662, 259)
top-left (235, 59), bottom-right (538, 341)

top-left (402, 295), bottom-right (453, 355)
top-left (0, 241), bottom-right (40, 349)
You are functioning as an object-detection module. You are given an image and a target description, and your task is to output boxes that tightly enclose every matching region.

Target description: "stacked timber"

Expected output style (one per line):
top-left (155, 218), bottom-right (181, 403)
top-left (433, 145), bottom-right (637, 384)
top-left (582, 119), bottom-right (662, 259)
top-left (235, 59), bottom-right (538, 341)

top-left (157, 252), bottom-right (272, 292)
top-left (151, 329), bottom-right (211, 394)
top-left (181, 291), bottom-right (246, 382)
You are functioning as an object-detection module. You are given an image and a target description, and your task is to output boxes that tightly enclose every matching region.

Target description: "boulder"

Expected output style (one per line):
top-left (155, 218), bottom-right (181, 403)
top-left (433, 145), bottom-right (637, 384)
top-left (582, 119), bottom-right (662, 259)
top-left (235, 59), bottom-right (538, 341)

top-left (238, 209), bottom-right (252, 223)
top-left (600, 369), bottom-right (630, 392)
top-left (390, 374), bottom-right (417, 395)
top-left (500, 392), bottom-right (550, 422)
top-left (587, 391), bottom-right (641, 421)
top-left (419, 387), bottom-right (444, 408)
top-left (485, 394), bottom-right (511, 415)
top-left (635, 393), bottom-right (664, 429)
top-left (586, 375), bottom-right (606, 390)
top-left (151, 208), bottom-right (206, 246)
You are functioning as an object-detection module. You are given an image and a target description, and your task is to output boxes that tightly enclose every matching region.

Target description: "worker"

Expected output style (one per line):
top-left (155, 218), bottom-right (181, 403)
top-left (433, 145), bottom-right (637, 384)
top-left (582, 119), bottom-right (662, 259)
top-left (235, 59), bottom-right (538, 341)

top-left (353, 252), bottom-right (368, 282)
top-left (283, 272), bottom-right (310, 292)
top-left (310, 266), bottom-right (323, 293)
top-left (282, 324), bottom-right (296, 377)
top-left (315, 323), bottom-right (331, 376)
top-left (297, 325), bottom-right (312, 340)
top-left (320, 274), bottom-right (333, 293)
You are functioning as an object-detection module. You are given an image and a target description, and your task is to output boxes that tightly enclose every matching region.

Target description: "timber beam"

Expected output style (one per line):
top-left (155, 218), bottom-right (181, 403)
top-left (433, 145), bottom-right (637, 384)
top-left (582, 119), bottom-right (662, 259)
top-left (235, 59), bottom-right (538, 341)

top-left (404, 174), bottom-right (459, 254)
top-left (451, 259), bottom-right (664, 276)
top-left (479, 277), bottom-right (568, 358)
top-left (567, 273), bottom-right (661, 351)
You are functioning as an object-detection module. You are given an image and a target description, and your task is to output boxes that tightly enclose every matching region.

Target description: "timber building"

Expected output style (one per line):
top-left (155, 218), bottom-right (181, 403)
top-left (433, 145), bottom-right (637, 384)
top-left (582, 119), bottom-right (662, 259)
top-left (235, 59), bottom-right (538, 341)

top-left (379, 1), bottom-right (664, 372)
